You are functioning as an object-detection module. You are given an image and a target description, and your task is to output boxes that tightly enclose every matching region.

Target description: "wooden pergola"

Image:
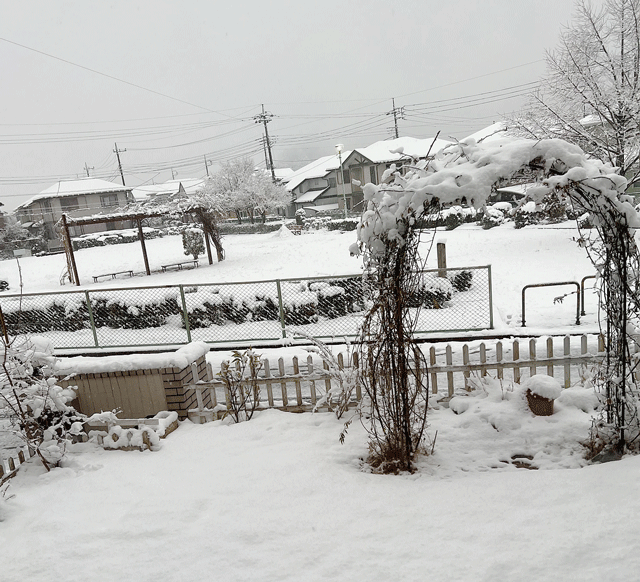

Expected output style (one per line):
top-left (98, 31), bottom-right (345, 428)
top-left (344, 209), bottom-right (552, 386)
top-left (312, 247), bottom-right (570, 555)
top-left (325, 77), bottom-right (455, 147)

top-left (58, 209), bottom-right (215, 286)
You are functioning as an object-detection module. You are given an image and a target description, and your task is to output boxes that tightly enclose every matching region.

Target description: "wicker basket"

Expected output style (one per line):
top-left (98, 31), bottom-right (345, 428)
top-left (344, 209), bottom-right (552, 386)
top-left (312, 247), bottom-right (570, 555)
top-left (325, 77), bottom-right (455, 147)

top-left (526, 389), bottom-right (554, 416)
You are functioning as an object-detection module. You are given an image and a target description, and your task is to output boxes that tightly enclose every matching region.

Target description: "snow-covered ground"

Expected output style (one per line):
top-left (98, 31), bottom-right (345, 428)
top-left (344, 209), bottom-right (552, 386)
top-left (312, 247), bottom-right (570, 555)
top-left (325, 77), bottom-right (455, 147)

top-left (3, 221), bottom-right (634, 582)
top-left (0, 221), bottom-right (600, 334)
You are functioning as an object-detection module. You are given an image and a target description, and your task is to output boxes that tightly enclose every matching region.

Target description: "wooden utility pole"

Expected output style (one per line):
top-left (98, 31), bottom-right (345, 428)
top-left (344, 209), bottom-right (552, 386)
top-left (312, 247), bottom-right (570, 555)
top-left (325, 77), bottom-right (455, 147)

top-left (254, 104), bottom-right (276, 181)
top-left (387, 98), bottom-right (404, 139)
top-left (83, 162), bottom-right (94, 177)
top-left (113, 143), bottom-right (126, 186)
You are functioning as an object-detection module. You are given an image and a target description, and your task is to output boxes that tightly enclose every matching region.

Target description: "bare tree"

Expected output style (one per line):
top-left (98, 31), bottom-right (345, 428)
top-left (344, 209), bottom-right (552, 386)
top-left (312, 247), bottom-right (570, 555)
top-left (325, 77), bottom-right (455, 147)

top-left (198, 158), bottom-right (290, 224)
top-left (511, 0), bottom-right (640, 184)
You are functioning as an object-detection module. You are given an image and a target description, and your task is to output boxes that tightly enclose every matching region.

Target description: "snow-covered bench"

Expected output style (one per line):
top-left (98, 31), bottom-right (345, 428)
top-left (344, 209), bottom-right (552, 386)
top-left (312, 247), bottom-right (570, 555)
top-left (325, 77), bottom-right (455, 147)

top-left (92, 269), bottom-right (134, 282)
top-left (161, 260), bottom-right (199, 272)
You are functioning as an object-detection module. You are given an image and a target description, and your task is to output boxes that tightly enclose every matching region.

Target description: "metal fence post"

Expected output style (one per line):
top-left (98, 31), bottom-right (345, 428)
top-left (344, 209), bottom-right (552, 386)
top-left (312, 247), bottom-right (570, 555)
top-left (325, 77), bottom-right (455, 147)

top-left (276, 279), bottom-right (286, 339)
top-left (487, 265), bottom-right (494, 330)
top-left (179, 285), bottom-right (192, 343)
top-left (84, 290), bottom-right (99, 348)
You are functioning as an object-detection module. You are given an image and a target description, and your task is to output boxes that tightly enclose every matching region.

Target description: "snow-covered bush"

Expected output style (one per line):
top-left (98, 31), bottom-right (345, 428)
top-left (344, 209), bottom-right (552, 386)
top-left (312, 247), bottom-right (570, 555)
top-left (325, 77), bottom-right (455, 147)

top-left (0, 336), bottom-right (84, 470)
top-left (514, 200), bottom-right (541, 229)
top-left (451, 270), bottom-right (473, 292)
top-left (295, 208), bottom-right (306, 226)
top-left (327, 219), bottom-right (359, 232)
top-left (480, 205), bottom-right (505, 229)
top-left (182, 227), bottom-right (205, 260)
top-left (408, 275), bottom-right (453, 309)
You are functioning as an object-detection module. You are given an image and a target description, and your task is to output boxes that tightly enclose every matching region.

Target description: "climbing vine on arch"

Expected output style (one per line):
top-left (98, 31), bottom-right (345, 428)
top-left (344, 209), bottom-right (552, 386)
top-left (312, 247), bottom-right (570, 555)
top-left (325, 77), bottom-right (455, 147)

top-left (351, 136), bottom-right (640, 470)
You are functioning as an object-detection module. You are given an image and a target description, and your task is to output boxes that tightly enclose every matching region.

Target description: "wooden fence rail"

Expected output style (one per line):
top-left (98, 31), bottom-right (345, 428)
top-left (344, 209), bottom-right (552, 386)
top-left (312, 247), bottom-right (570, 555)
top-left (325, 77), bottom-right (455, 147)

top-left (187, 334), bottom-right (605, 418)
top-left (0, 446), bottom-right (35, 485)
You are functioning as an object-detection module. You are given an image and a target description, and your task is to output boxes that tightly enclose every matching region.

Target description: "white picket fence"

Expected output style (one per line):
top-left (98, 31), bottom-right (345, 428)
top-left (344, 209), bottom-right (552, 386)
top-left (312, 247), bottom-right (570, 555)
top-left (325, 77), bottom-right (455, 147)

top-left (0, 446), bottom-right (35, 484)
top-left (188, 334), bottom-right (604, 418)
top-left (1, 334), bottom-right (605, 475)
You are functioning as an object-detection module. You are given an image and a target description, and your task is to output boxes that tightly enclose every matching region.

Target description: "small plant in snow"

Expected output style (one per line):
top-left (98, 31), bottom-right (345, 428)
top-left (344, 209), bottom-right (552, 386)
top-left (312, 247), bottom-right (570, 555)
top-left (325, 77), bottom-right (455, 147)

top-left (218, 348), bottom-right (263, 423)
top-left (295, 331), bottom-right (361, 419)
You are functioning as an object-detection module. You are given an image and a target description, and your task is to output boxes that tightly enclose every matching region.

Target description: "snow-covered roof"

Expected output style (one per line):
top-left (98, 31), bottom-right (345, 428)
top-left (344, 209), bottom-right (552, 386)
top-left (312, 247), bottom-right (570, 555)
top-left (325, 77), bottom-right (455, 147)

top-left (462, 122), bottom-right (509, 144)
top-left (352, 136), bottom-right (453, 164)
top-left (18, 178), bottom-right (131, 210)
top-left (579, 114), bottom-right (604, 128)
top-left (295, 188), bottom-right (328, 203)
top-left (285, 155), bottom-right (346, 192)
top-left (274, 168), bottom-right (294, 180)
top-left (496, 182), bottom-right (535, 196)
top-left (132, 178), bottom-right (205, 202)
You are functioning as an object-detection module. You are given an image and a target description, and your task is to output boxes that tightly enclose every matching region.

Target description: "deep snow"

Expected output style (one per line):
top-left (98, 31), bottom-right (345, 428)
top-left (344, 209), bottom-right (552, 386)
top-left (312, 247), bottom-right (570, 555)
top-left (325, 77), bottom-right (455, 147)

top-left (1, 221), bottom-right (631, 582)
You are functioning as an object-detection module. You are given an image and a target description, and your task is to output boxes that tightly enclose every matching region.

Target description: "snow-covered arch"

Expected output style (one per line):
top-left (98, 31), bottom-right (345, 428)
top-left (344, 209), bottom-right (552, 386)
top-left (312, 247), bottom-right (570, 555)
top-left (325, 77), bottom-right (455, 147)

top-left (353, 136), bottom-right (640, 461)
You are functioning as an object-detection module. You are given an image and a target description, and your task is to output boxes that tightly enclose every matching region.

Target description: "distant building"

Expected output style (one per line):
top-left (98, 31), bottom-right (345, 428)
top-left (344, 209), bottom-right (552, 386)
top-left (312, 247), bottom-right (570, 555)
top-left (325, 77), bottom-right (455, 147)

top-left (284, 136), bottom-right (453, 217)
top-left (131, 178), bottom-right (206, 205)
top-left (15, 178), bottom-right (134, 250)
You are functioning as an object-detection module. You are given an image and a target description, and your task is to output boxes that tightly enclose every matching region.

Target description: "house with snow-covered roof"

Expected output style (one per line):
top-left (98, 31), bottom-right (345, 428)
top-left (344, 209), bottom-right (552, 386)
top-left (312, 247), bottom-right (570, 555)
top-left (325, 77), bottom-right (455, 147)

top-left (132, 178), bottom-right (205, 205)
top-left (284, 155), bottom-right (346, 217)
top-left (285, 136), bottom-right (453, 217)
top-left (15, 178), bottom-right (135, 250)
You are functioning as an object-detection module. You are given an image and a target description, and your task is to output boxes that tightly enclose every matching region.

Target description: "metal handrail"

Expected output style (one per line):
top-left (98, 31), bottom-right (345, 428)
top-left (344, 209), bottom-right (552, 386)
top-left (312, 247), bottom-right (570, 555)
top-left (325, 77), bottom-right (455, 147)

top-left (521, 281), bottom-right (580, 327)
top-left (581, 275), bottom-right (596, 316)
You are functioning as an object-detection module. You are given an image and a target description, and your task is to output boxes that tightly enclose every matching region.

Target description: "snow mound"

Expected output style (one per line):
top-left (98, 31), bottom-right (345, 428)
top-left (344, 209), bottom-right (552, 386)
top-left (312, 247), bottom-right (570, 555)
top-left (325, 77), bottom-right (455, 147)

top-left (271, 224), bottom-right (294, 238)
top-left (556, 386), bottom-right (600, 413)
top-left (522, 375), bottom-right (563, 400)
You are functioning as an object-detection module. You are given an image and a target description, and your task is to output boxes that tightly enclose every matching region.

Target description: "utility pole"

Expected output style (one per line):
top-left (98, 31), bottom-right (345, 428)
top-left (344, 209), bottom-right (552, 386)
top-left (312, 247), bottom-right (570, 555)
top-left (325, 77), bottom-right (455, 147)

top-left (113, 143), bottom-right (126, 186)
top-left (254, 104), bottom-right (276, 181)
top-left (387, 98), bottom-right (404, 139)
top-left (204, 155), bottom-right (212, 176)
top-left (83, 162), bottom-right (94, 177)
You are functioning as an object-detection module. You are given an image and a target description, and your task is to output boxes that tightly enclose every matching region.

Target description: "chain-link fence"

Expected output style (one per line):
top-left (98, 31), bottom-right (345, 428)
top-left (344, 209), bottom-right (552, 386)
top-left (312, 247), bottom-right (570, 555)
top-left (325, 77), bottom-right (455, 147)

top-left (0, 266), bottom-right (492, 351)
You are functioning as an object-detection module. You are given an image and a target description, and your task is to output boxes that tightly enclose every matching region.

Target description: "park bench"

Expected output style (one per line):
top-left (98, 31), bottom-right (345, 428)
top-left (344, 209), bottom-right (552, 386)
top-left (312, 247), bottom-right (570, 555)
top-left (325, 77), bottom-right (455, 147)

top-left (161, 260), bottom-right (199, 272)
top-left (92, 270), bottom-right (134, 283)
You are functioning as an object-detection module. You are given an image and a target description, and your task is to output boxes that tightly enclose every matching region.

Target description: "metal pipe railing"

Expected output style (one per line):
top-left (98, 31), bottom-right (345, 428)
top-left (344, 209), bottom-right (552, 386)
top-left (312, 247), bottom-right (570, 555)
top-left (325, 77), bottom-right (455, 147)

top-left (580, 275), bottom-right (596, 316)
top-left (522, 281), bottom-right (580, 327)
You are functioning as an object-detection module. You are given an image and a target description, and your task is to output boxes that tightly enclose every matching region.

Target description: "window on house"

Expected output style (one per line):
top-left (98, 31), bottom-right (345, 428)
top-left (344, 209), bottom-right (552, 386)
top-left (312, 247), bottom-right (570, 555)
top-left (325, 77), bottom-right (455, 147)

top-left (337, 168), bottom-right (350, 185)
top-left (369, 166), bottom-right (377, 184)
top-left (41, 199), bottom-right (53, 214)
top-left (60, 197), bottom-right (80, 212)
top-left (101, 193), bottom-right (119, 207)
top-left (350, 167), bottom-right (363, 191)
top-left (328, 177), bottom-right (336, 189)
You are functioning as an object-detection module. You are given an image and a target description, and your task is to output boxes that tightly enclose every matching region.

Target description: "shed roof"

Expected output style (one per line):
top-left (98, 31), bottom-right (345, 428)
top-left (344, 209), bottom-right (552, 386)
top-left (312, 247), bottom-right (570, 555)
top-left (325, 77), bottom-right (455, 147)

top-left (295, 188), bottom-right (328, 203)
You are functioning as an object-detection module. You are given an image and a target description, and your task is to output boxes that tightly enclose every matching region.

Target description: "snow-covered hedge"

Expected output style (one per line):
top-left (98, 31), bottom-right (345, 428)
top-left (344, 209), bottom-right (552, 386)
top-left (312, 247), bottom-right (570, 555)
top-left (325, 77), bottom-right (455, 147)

top-left (72, 227), bottom-right (163, 250)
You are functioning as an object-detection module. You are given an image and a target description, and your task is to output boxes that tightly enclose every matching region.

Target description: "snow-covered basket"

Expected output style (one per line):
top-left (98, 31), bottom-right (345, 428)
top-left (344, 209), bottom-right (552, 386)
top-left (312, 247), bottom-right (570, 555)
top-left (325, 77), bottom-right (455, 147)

top-left (522, 375), bottom-right (563, 416)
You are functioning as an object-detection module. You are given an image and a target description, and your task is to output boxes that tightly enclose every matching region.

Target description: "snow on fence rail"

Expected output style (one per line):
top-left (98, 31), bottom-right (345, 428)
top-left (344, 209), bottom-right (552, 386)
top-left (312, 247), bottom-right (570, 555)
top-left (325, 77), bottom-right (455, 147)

top-left (0, 267), bottom-right (492, 351)
top-left (191, 334), bottom-right (604, 418)
top-left (0, 446), bottom-right (35, 485)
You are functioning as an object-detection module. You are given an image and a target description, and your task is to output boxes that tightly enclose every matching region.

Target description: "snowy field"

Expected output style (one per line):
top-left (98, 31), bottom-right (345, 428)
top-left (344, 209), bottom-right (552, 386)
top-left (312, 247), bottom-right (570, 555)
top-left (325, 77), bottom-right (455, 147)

top-left (0, 221), bottom-right (600, 335)
top-left (3, 222), bottom-right (637, 582)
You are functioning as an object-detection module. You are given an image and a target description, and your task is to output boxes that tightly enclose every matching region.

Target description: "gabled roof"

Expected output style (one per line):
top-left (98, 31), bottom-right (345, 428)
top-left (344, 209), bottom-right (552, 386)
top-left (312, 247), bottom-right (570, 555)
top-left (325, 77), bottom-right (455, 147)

top-left (132, 178), bottom-right (205, 202)
top-left (462, 122), bottom-right (508, 144)
top-left (285, 155), bottom-right (347, 192)
top-left (17, 178), bottom-right (131, 210)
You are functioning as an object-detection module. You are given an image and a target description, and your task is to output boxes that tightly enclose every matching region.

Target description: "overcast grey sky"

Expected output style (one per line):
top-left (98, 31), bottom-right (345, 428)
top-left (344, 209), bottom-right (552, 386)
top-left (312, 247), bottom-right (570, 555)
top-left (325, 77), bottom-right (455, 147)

top-left (1, 0), bottom-right (588, 211)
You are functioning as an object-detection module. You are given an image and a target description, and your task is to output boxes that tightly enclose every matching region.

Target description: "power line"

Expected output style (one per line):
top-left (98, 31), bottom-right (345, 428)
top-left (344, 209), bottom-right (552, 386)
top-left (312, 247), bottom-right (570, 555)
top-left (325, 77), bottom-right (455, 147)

top-left (0, 36), bottom-right (241, 118)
